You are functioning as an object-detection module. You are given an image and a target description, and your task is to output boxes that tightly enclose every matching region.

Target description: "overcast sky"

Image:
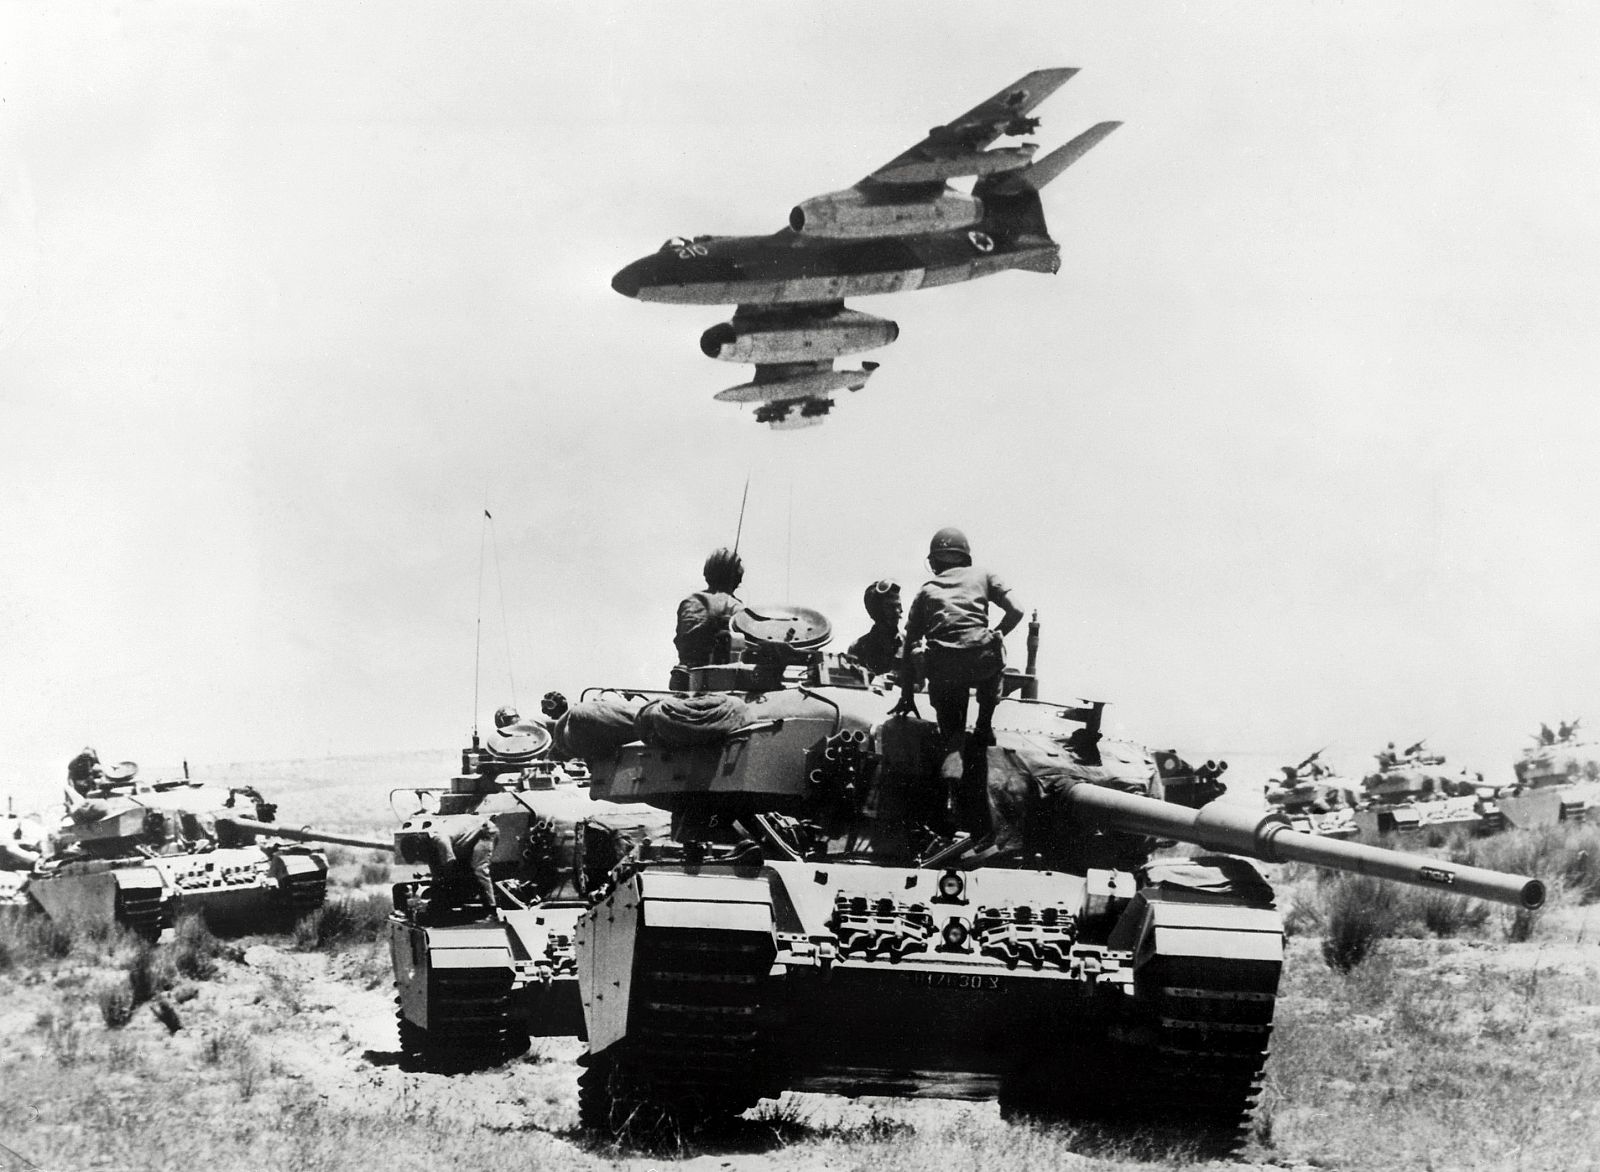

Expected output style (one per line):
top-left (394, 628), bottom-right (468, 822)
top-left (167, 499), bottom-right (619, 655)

top-left (3, 3), bottom-right (1597, 810)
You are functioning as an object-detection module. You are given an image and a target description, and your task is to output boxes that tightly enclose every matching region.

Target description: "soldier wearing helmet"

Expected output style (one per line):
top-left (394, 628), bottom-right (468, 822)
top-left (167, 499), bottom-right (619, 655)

top-left (846, 578), bottom-right (903, 677)
top-left (893, 528), bottom-right (1023, 746)
top-left (671, 547), bottom-right (746, 688)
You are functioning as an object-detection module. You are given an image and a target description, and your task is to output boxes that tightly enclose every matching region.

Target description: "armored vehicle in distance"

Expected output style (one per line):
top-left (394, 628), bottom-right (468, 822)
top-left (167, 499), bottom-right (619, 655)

top-left (558, 606), bottom-right (1542, 1152)
top-left (1263, 751), bottom-right (1359, 839)
top-left (1353, 740), bottom-right (1501, 838)
top-left (388, 718), bottom-right (670, 1068)
top-left (25, 767), bottom-right (385, 938)
top-left (1499, 720), bottom-right (1597, 828)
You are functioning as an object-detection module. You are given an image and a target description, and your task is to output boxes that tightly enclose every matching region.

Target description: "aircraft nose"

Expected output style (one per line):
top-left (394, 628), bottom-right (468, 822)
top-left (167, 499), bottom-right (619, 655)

top-left (611, 263), bottom-right (642, 298)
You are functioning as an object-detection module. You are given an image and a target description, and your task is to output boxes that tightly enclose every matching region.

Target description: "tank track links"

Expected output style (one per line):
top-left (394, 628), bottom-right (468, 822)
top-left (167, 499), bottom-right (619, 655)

top-left (578, 925), bottom-right (776, 1140)
top-left (1135, 953), bottom-right (1278, 1156)
top-left (282, 870), bottom-right (327, 919)
top-left (394, 965), bottom-right (525, 1072)
top-left (998, 953), bottom-right (1276, 1157)
top-left (114, 877), bottom-right (169, 941)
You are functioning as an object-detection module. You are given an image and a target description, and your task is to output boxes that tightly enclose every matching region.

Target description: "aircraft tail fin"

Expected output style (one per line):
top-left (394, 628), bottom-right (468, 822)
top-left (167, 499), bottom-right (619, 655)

top-left (990, 121), bottom-right (1122, 196)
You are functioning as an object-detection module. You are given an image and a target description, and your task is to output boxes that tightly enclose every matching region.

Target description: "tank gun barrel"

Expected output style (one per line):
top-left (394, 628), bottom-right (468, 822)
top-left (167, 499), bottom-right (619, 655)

top-left (217, 817), bottom-right (390, 853)
top-left (1062, 782), bottom-right (1544, 909)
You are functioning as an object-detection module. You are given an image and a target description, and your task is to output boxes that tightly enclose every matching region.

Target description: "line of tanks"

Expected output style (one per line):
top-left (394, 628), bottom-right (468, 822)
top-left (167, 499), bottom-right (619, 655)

top-left (1264, 731), bottom-right (1599, 841)
top-left (1, 764), bottom-right (387, 938)
top-left (383, 605), bottom-right (1545, 1153)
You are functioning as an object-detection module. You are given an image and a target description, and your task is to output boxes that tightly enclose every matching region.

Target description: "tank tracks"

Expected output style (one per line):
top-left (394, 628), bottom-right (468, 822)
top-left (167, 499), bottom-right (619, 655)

top-left (1000, 953), bottom-right (1276, 1156)
top-left (578, 925), bottom-right (775, 1139)
top-left (114, 876), bottom-right (169, 941)
top-left (279, 869), bottom-right (327, 921)
top-left (395, 966), bottom-right (522, 1072)
top-left (1137, 953), bottom-right (1277, 1154)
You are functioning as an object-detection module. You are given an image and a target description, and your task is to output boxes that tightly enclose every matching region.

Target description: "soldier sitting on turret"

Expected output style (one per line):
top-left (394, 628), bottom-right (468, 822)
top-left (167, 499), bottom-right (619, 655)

top-left (1540, 722), bottom-right (1557, 746)
top-left (671, 548), bottom-right (746, 689)
top-left (1377, 742), bottom-right (1399, 770)
top-left (66, 746), bottom-right (102, 796)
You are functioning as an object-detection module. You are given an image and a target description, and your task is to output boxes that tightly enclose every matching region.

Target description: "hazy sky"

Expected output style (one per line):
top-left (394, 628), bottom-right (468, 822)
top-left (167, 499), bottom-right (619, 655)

top-left (3, 3), bottom-right (1598, 809)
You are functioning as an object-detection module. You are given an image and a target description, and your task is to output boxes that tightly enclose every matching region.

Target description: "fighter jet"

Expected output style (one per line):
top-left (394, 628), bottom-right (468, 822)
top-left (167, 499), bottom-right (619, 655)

top-left (611, 68), bottom-right (1120, 428)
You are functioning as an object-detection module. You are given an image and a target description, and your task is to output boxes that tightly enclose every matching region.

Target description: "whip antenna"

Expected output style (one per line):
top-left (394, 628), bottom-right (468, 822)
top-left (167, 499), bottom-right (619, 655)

top-left (732, 473), bottom-right (751, 555)
top-left (487, 512), bottom-right (517, 708)
top-left (472, 507), bottom-right (490, 743)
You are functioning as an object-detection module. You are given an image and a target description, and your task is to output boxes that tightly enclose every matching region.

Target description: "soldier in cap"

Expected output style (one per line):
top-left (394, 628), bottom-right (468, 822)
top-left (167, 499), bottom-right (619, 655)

top-left (846, 578), bottom-right (903, 678)
top-left (671, 548), bottom-right (746, 688)
top-left (893, 528), bottom-right (1024, 745)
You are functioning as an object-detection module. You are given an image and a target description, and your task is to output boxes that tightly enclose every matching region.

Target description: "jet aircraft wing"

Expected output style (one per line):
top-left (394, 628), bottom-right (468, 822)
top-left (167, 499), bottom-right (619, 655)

top-left (866, 67), bottom-right (1080, 186)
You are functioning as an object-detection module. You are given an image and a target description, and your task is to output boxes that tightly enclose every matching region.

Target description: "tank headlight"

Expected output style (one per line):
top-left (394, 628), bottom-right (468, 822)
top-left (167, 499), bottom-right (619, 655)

top-left (936, 870), bottom-right (966, 902)
top-left (941, 917), bottom-right (969, 949)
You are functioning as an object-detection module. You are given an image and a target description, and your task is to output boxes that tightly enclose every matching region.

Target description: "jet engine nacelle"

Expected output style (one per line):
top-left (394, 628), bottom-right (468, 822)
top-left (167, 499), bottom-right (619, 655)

top-left (788, 189), bottom-right (983, 239)
top-left (700, 309), bottom-right (900, 364)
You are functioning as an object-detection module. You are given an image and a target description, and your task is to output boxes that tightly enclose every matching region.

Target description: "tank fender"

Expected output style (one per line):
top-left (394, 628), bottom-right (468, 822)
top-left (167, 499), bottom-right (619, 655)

top-left (391, 921), bottom-right (513, 1031)
top-left (638, 871), bottom-right (774, 934)
top-left (268, 851), bottom-right (327, 885)
top-left (578, 871), bottom-right (775, 1053)
top-left (1107, 891), bottom-right (1283, 968)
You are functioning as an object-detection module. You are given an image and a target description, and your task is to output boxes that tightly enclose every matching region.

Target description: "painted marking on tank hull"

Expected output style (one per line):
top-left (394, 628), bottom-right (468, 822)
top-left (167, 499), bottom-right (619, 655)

top-left (911, 972), bottom-right (1006, 992)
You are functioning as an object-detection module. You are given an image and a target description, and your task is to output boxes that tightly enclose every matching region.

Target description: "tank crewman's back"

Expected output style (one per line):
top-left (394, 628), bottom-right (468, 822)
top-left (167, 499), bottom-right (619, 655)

top-left (671, 547), bottom-right (746, 688)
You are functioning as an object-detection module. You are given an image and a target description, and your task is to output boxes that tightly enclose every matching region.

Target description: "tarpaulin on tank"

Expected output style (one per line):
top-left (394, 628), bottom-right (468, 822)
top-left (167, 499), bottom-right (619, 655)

top-left (554, 695), bottom-right (650, 760)
top-left (986, 730), bottom-right (1154, 857)
top-left (576, 807), bottom-right (670, 894)
top-left (635, 693), bottom-right (752, 748)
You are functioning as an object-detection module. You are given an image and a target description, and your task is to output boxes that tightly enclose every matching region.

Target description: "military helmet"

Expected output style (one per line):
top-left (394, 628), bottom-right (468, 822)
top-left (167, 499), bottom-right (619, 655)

top-left (928, 527), bottom-right (971, 564)
top-left (863, 578), bottom-right (900, 622)
top-left (703, 547), bottom-right (744, 591)
top-left (494, 705), bottom-right (520, 729)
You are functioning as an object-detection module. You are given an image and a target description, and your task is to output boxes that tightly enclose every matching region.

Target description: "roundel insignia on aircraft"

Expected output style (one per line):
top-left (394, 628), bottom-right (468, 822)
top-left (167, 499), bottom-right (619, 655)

top-left (967, 231), bottom-right (995, 253)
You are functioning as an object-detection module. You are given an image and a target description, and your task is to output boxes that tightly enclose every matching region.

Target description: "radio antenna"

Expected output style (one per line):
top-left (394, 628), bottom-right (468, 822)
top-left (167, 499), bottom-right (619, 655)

top-left (487, 512), bottom-right (517, 708)
top-left (472, 507), bottom-right (490, 745)
top-left (732, 473), bottom-right (751, 555)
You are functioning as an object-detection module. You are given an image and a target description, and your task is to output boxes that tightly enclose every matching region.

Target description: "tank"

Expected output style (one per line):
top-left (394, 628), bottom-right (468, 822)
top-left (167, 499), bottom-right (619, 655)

top-left (1262, 751), bottom-right (1360, 839)
top-left (1, 803), bottom-right (45, 910)
top-left (1498, 721), bottom-right (1597, 828)
top-left (558, 606), bottom-right (1542, 1152)
top-left (24, 769), bottom-right (387, 938)
top-left (1352, 740), bottom-right (1502, 837)
top-left (387, 716), bottom-right (671, 1069)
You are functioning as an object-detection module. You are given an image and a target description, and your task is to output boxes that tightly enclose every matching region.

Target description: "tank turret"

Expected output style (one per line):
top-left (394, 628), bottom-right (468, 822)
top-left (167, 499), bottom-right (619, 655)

top-left (25, 771), bottom-right (361, 937)
top-left (529, 605), bottom-right (1548, 1153)
top-left (386, 720), bottom-right (671, 1069)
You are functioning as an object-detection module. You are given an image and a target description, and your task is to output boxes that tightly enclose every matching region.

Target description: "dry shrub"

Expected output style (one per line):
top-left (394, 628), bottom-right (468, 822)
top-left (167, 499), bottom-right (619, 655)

top-left (1320, 873), bottom-right (1398, 971)
top-left (295, 893), bottom-right (391, 951)
top-left (172, 913), bottom-right (225, 980)
top-left (125, 940), bottom-right (178, 1005)
top-left (97, 981), bottom-right (136, 1028)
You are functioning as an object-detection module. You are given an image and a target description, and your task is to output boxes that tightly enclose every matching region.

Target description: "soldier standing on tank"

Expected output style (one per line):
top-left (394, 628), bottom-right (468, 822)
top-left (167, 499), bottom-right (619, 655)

top-left (846, 579), bottom-right (903, 678)
top-left (892, 528), bottom-right (1024, 745)
top-left (671, 548), bottom-right (746, 689)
